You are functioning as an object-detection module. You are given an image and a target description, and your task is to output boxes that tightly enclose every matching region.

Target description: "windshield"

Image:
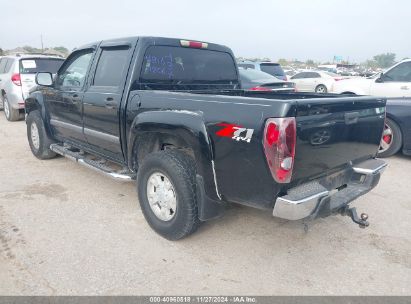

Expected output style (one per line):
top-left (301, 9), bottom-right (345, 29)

top-left (260, 63), bottom-right (285, 77)
top-left (20, 58), bottom-right (64, 74)
top-left (139, 46), bottom-right (238, 85)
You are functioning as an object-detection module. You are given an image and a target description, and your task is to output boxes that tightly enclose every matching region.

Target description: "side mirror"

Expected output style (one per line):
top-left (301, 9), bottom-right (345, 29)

top-left (375, 73), bottom-right (384, 83)
top-left (35, 72), bottom-right (53, 86)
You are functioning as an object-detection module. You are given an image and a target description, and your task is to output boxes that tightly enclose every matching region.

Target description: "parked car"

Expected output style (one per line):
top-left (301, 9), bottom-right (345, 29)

top-left (26, 36), bottom-right (386, 240)
top-left (237, 61), bottom-right (287, 81)
top-left (290, 71), bottom-right (343, 93)
top-left (377, 98), bottom-right (411, 157)
top-left (331, 59), bottom-right (411, 97)
top-left (0, 54), bottom-right (64, 121)
top-left (239, 68), bottom-right (295, 92)
top-left (330, 60), bottom-right (411, 157)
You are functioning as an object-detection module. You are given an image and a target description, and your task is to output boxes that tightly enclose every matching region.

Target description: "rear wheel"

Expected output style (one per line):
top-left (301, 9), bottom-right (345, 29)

top-left (137, 150), bottom-right (200, 240)
top-left (378, 118), bottom-right (402, 158)
top-left (26, 110), bottom-right (57, 159)
top-left (315, 84), bottom-right (328, 93)
top-left (3, 95), bottom-right (20, 121)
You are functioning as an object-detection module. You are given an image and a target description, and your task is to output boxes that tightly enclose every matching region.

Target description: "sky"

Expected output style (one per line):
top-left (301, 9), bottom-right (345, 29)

top-left (1, 0), bottom-right (410, 63)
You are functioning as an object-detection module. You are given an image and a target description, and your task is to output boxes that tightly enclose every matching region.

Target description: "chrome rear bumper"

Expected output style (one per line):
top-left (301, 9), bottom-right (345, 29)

top-left (273, 158), bottom-right (386, 220)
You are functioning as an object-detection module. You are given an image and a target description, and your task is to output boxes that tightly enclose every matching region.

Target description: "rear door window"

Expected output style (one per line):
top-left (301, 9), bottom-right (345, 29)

top-left (139, 46), bottom-right (237, 88)
top-left (260, 63), bottom-right (285, 77)
top-left (305, 72), bottom-right (321, 78)
top-left (20, 58), bottom-right (64, 74)
top-left (93, 47), bottom-right (130, 87)
top-left (4, 59), bottom-right (14, 73)
top-left (0, 59), bottom-right (7, 74)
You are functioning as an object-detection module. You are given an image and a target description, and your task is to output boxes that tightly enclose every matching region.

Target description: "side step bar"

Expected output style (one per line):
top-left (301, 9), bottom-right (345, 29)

top-left (50, 144), bottom-right (135, 182)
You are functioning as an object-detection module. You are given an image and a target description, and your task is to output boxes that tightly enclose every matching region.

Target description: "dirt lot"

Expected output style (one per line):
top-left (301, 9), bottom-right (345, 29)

top-left (0, 114), bottom-right (410, 295)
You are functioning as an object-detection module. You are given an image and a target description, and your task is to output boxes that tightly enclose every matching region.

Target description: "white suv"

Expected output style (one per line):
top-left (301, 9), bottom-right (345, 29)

top-left (332, 59), bottom-right (411, 97)
top-left (0, 54), bottom-right (64, 121)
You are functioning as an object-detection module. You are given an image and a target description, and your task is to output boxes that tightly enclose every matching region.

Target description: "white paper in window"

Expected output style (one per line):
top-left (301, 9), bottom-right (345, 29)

top-left (21, 60), bottom-right (37, 69)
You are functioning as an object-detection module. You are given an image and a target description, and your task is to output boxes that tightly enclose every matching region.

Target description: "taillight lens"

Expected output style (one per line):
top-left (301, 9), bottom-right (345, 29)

top-left (250, 86), bottom-right (271, 91)
top-left (263, 118), bottom-right (296, 183)
top-left (11, 73), bottom-right (21, 86)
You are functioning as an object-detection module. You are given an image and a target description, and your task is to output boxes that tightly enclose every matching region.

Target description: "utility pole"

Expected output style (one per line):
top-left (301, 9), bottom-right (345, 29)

top-left (41, 34), bottom-right (44, 53)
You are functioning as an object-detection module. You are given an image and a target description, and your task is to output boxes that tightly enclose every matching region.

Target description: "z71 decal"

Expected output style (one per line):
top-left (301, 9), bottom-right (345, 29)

top-left (216, 123), bottom-right (254, 143)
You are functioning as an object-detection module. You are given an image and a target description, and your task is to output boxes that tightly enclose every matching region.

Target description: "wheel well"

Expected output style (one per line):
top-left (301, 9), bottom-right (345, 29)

top-left (386, 115), bottom-right (403, 144)
top-left (25, 98), bottom-right (41, 114)
top-left (131, 132), bottom-right (195, 171)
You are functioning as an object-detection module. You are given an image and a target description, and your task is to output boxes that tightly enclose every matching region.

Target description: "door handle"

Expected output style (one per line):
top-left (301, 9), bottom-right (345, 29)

top-left (400, 86), bottom-right (409, 90)
top-left (71, 93), bottom-right (81, 104)
top-left (105, 97), bottom-right (116, 109)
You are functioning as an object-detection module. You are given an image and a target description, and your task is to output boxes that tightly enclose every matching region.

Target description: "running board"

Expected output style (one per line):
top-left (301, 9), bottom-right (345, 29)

top-left (50, 143), bottom-right (135, 182)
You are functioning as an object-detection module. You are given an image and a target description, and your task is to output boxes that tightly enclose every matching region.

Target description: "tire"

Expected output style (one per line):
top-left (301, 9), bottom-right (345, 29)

top-left (0, 94), bottom-right (3, 110)
top-left (3, 95), bottom-right (21, 121)
top-left (378, 118), bottom-right (402, 158)
top-left (315, 84), bottom-right (328, 93)
top-left (137, 149), bottom-right (200, 240)
top-left (26, 110), bottom-right (57, 159)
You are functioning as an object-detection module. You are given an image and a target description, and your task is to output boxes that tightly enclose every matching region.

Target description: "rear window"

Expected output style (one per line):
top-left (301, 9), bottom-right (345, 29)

top-left (19, 58), bottom-right (64, 74)
top-left (139, 46), bottom-right (237, 86)
top-left (239, 69), bottom-right (277, 81)
top-left (260, 63), bottom-right (285, 77)
top-left (238, 63), bottom-right (255, 69)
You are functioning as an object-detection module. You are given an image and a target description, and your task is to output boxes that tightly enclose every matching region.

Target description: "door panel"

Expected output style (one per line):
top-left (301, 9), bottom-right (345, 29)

top-left (370, 62), bottom-right (411, 97)
top-left (47, 49), bottom-right (95, 143)
top-left (82, 45), bottom-right (132, 159)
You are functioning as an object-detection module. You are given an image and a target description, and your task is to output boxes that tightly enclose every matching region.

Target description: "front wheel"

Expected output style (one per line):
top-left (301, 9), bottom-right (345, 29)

top-left (378, 118), bottom-right (402, 158)
top-left (26, 110), bottom-right (57, 159)
top-left (137, 150), bottom-right (200, 240)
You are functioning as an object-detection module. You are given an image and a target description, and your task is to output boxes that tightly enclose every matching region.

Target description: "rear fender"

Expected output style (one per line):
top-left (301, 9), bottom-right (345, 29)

top-left (128, 110), bottom-right (225, 220)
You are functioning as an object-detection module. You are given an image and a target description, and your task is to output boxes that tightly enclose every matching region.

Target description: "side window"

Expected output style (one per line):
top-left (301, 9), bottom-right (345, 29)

top-left (383, 62), bottom-right (411, 82)
top-left (4, 59), bottom-right (14, 73)
top-left (57, 50), bottom-right (94, 88)
top-left (93, 47), bottom-right (129, 87)
top-left (306, 72), bottom-right (320, 78)
top-left (0, 59), bottom-right (7, 74)
top-left (291, 73), bottom-right (305, 79)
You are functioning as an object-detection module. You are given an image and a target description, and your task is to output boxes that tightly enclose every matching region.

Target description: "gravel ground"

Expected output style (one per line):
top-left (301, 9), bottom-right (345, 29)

top-left (0, 114), bottom-right (410, 295)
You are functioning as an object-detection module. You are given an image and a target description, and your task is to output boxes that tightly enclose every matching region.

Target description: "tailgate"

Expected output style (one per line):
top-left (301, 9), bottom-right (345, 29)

top-left (292, 96), bottom-right (386, 182)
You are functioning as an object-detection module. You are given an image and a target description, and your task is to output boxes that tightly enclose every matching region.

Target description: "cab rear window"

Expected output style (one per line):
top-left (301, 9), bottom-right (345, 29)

top-left (20, 58), bottom-right (64, 74)
top-left (139, 46), bottom-right (238, 87)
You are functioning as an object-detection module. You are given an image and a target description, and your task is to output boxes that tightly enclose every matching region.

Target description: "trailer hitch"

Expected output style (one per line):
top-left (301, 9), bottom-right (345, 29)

top-left (340, 206), bottom-right (369, 228)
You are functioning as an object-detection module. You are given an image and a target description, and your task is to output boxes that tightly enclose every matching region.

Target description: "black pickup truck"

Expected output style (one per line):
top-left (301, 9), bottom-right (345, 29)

top-left (25, 36), bottom-right (387, 240)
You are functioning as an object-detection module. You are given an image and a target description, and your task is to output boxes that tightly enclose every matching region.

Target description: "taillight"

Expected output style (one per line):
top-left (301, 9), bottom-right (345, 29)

top-left (250, 86), bottom-right (271, 91)
top-left (11, 73), bottom-right (21, 86)
top-left (263, 118), bottom-right (296, 183)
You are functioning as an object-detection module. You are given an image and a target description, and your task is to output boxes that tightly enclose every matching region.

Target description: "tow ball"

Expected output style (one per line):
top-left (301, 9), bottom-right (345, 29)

top-left (340, 206), bottom-right (369, 228)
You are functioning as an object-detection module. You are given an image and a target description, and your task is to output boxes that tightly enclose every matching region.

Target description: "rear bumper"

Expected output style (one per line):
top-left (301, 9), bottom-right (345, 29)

top-left (273, 158), bottom-right (386, 220)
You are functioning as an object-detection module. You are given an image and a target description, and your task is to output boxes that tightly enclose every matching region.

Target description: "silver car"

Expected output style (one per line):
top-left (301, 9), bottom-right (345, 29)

top-left (0, 54), bottom-right (64, 121)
